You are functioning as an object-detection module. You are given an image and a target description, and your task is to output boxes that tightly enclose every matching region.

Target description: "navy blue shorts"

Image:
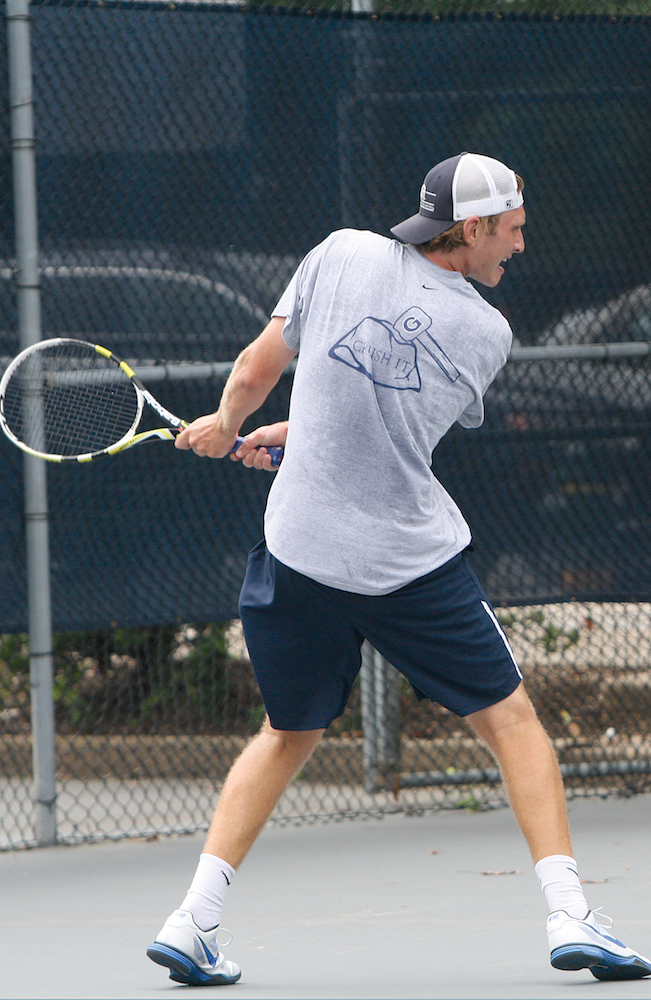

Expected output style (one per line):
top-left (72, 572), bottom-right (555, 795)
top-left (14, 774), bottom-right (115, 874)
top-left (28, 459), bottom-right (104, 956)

top-left (238, 541), bottom-right (523, 731)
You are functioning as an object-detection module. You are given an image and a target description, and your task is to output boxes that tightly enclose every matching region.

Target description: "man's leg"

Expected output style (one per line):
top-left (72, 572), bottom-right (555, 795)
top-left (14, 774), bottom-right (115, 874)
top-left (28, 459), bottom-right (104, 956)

top-left (467, 682), bottom-right (651, 980)
top-left (183, 716), bottom-right (325, 929)
top-left (204, 717), bottom-right (325, 867)
top-left (466, 681), bottom-right (571, 863)
top-left (147, 718), bottom-right (323, 985)
top-left (148, 541), bottom-right (359, 984)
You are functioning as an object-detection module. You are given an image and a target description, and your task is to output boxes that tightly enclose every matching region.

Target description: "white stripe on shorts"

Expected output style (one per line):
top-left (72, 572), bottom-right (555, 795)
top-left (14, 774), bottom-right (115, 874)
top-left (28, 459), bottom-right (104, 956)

top-left (481, 600), bottom-right (523, 680)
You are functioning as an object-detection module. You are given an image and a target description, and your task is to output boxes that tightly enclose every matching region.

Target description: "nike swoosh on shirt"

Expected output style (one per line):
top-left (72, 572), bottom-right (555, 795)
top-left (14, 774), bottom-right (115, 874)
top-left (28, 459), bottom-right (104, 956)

top-left (422, 285), bottom-right (440, 290)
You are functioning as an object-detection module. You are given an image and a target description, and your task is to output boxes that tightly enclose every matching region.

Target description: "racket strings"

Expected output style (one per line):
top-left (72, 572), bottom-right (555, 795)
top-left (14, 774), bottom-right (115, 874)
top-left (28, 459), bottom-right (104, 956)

top-left (3, 343), bottom-right (140, 457)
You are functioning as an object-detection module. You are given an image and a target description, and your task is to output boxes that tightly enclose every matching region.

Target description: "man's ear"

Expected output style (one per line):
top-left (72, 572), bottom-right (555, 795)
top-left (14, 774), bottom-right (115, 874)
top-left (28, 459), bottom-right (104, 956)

top-left (462, 215), bottom-right (482, 245)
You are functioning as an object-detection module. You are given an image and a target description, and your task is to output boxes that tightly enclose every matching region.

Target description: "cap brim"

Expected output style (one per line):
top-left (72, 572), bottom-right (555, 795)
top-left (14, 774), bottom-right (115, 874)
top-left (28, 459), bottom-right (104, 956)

top-left (390, 213), bottom-right (456, 244)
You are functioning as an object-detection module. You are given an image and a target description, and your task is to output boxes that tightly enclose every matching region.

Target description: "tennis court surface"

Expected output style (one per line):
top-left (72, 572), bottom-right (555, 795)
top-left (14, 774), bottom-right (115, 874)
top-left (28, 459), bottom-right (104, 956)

top-left (2, 792), bottom-right (651, 1000)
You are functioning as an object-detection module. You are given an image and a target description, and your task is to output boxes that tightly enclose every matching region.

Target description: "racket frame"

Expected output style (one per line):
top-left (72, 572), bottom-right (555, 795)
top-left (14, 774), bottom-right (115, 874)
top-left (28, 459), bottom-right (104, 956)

top-left (0, 338), bottom-right (187, 463)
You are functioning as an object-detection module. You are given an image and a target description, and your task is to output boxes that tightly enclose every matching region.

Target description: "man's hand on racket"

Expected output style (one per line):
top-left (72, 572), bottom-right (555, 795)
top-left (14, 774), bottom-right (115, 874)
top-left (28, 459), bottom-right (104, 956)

top-left (176, 416), bottom-right (287, 470)
top-left (174, 412), bottom-right (235, 459)
top-left (231, 422), bottom-right (289, 471)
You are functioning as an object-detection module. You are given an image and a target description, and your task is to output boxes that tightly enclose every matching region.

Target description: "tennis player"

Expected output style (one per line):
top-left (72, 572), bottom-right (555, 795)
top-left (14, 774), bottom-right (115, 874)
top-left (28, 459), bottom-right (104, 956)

top-left (147, 152), bottom-right (651, 986)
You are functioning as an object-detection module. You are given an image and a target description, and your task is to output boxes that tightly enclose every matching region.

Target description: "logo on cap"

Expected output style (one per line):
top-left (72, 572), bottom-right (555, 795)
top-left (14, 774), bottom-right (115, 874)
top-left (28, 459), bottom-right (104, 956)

top-left (419, 182), bottom-right (437, 216)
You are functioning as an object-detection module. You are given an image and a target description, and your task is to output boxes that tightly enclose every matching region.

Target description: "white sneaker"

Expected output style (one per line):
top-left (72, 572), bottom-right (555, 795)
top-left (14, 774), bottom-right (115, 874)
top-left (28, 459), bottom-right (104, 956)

top-left (147, 909), bottom-right (242, 986)
top-left (548, 909), bottom-right (651, 980)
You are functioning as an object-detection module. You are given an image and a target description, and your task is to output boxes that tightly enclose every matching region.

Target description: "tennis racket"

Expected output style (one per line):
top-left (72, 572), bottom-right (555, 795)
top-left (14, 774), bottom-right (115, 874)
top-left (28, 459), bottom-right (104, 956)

top-left (0, 337), bottom-right (284, 466)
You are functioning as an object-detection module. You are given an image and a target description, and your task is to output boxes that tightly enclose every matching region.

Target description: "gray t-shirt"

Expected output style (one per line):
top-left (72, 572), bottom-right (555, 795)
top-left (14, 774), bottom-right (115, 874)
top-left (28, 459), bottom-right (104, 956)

top-left (264, 229), bottom-right (512, 595)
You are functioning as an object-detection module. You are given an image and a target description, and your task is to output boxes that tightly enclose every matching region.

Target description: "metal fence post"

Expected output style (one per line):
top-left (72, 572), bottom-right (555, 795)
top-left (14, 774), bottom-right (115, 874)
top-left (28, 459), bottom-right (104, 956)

top-left (6, 0), bottom-right (57, 845)
top-left (338, 0), bottom-right (376, 228)
top-left (360, 642), bottom-right (402, 793)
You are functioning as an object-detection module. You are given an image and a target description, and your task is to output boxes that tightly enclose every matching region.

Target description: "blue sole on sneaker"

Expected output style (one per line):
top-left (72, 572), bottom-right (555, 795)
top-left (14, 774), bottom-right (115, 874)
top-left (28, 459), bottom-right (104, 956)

top-left (551, 944), bottom-right (651, 981)
top-left (591, 960), bottom-right (651, 982)
top-left (146, 942), bottom-right (241, 986)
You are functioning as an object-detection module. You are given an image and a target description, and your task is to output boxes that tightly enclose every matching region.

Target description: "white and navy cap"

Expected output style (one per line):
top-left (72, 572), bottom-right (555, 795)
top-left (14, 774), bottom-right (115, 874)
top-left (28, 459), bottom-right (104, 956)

top-left (391, 152), bottom-right (523, 244)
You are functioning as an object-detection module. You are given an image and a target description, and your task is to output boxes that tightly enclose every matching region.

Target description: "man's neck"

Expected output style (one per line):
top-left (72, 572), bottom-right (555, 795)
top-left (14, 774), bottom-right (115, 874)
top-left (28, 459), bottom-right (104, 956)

top-left (418, 246), bottom-right (469, 277)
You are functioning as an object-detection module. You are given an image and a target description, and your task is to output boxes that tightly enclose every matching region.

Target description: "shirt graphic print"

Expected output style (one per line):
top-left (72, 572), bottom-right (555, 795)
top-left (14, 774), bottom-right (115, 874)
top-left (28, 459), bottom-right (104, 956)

top-left (328, 306), bottom-right (460, 391)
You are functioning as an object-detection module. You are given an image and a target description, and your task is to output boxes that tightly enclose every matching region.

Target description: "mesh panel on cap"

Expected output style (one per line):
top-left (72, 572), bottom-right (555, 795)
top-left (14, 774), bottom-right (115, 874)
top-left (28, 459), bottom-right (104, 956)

top-left (452, 153), bottom-right (521, 220)
top-left (457, 157), bottom-right (492, 203)
top-left (488, 158), bottom-right (519, 195)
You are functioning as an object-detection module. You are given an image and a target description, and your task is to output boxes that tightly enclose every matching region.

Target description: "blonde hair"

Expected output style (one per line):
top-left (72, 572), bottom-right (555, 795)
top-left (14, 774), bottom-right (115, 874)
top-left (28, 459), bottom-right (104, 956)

top-left (416, 174), bottom-right (524, 254)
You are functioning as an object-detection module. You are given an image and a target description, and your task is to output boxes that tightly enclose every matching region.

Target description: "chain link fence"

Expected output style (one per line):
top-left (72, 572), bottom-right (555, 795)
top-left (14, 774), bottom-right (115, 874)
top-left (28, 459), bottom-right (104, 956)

top-left (2, 0), bottom-right (651, 848)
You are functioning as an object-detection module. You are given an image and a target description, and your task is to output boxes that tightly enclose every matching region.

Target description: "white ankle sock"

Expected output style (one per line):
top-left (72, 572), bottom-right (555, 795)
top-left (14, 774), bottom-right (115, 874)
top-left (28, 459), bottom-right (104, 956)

top-left (535, 854), bottom-right (588, 919)
top-left (180, 853), bottom-right (236, 931)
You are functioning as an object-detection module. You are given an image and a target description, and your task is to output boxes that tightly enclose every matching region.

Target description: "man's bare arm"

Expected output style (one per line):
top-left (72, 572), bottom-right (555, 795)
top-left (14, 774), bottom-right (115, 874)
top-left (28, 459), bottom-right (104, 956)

top-left (175, 316), bottom-right (295, 459)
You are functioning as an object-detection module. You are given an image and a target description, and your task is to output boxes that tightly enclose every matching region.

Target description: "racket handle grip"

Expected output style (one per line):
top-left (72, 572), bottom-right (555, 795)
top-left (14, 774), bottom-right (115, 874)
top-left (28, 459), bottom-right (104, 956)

top-left (232, 435), bottom-right (284, 469)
